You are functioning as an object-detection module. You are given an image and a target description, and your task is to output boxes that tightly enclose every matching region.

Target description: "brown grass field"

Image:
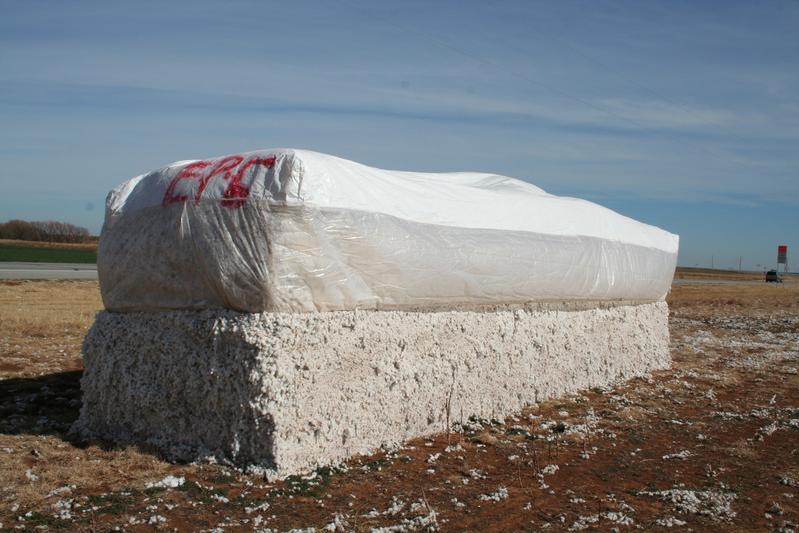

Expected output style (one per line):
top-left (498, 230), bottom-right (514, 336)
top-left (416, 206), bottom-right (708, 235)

top-left (0, 239), bottom-right (98, 252)
top-left (1, 276), bottom-right (798, 531)
top-left (674, 266), bottom-right (796, 282)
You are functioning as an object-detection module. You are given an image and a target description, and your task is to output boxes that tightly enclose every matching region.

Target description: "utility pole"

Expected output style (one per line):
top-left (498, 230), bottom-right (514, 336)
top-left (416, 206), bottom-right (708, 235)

top-left (739, 256), bottom-right (742, 272)
top-left (711, 255), bottom-right (714, 269)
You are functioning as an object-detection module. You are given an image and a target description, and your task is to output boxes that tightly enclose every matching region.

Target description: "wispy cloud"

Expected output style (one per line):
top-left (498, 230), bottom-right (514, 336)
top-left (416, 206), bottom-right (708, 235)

top-left (0, 0), bottom-right (797, 266)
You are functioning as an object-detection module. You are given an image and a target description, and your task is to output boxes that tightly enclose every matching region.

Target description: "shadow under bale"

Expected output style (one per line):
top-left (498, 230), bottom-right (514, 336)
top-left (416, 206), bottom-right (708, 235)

top-left (0, 370), bottom-right (195, 464)
top-left (0, 370), bottom-right (82, 437)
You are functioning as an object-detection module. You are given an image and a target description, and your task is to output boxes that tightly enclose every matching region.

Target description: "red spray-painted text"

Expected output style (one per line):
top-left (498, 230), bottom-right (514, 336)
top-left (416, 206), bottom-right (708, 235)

top-left (162, 154), bottom-right (276, 208)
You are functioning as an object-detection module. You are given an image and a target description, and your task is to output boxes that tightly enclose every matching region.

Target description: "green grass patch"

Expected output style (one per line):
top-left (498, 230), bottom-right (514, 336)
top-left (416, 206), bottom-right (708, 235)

top-left (364, 457), bottom-right (392, 470)
top-left (505, 426), bottom-right (532, 437)
top-left (0, 244), bottom-right (96, 263)
top-left (269, 465), bottom-right (343, 498)
top-left (86, 491), bottom-right (138, 514)
top-left (208, 472), bottom-right (235, 484)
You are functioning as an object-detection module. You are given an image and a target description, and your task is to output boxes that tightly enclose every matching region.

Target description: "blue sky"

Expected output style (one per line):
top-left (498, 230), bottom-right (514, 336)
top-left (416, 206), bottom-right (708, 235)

top-left (1, 0), bottom-right (796, 270)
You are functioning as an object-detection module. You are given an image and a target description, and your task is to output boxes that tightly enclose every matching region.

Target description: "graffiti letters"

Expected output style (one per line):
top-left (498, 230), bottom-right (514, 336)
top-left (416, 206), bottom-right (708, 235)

top-left (162, 154), bottom-right (276, 208)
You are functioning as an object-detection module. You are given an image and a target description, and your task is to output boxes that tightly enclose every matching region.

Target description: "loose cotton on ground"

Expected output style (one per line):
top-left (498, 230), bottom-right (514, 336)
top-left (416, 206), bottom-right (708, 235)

top-left (76, 148), bottom-right (679, 477)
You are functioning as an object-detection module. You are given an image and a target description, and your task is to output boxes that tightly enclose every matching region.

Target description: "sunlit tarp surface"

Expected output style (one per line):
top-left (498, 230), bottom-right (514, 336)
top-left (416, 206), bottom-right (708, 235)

top-left (99, 149), bottom-right (679, 312)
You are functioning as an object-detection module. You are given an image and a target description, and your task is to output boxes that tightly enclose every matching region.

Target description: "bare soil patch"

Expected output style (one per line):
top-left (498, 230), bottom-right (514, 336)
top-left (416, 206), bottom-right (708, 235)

top-left (1, 279), bottom-right (798, 531)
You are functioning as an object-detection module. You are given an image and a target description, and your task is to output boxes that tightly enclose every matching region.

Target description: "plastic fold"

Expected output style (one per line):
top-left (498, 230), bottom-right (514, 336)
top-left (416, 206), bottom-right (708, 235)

top-left (99, 149), bottom-right (679, 312)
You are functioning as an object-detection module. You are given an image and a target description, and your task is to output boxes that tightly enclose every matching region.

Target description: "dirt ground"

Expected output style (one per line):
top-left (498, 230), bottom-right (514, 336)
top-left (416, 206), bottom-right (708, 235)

top-left (1, 277), bottom-right (798, 532)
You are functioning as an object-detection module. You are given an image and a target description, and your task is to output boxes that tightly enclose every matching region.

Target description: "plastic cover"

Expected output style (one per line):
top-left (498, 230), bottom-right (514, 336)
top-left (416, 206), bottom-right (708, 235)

top-left (99, 149), bottom-right (679, 312)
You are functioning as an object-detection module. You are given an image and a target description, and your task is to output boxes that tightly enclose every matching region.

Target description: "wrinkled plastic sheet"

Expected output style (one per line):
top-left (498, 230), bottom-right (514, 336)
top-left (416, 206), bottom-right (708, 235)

top-left (99, 149), bottom-right (678, 312)
top-left (100, 201), bottom-right (677, 312)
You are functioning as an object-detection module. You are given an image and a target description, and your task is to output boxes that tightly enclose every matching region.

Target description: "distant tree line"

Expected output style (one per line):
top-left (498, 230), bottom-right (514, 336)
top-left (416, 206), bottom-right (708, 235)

top-left (0, 219), bottom-right (91, 243)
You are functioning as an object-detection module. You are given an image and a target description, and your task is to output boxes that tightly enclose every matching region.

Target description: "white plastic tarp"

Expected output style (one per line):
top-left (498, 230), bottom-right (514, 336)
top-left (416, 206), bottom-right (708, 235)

top-left (99, 149), bottom-right (679, 312)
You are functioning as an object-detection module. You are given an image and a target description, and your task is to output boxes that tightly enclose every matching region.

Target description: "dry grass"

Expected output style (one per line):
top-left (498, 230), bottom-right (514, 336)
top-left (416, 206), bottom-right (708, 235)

top-left (0, 281), bottom-right (101, 377)
top-left (1, 435), bottom-right (180, 513)
top-left (0, 281), bottom-right (173, 513)
top-left (1, 277), bottom-right (798, 530)
top-left (674, 266), bottom-right (762, 280)
top-left (0, 281), bottom-right (100, 333)
top-left (0, 239), bottom-right (98, 252)
top-left (674, 266), bottom-right (797, 281)
top-left (668, 280), bottom-right (799, 316)
top-left (723, 439), bottom-right (760, 460)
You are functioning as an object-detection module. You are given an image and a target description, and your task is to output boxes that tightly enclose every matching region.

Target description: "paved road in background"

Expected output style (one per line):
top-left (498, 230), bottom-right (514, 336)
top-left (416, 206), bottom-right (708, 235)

top-left (672, 278), bottom-right (794, 286)
top-left (0, 262), bottom-right (98, 280)
top-left (0, 262), bottom-right (791, 285)
top-left (673, 278), bottom-right (760, 285)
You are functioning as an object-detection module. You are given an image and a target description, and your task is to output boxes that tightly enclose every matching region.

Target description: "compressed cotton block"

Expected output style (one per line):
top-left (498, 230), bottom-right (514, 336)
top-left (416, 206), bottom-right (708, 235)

top-left (74, 301), bottom-right (669, 478)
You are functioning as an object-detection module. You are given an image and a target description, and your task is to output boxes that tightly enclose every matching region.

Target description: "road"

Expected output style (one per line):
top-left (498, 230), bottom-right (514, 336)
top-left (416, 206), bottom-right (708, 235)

top-left (0, 262), bottom-right (98, 280)
top-left (672, 278), bottom-right (794, 286)
top-left (0, 262), bottom-right (790, 285)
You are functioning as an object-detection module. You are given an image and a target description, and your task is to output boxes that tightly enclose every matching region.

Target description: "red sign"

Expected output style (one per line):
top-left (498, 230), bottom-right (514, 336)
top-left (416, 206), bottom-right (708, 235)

top-left (778, 245), bottom-right (788, 264)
